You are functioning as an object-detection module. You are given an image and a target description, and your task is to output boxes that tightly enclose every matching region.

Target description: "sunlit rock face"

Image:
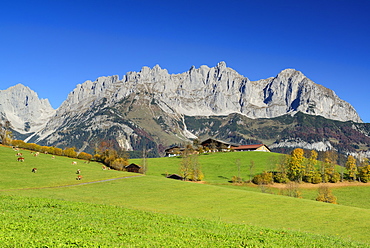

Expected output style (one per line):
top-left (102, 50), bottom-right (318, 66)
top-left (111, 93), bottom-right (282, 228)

top-left (0, 84), bottom-right (55, 134)
top-left (0, 62), bottom-right (362, 154)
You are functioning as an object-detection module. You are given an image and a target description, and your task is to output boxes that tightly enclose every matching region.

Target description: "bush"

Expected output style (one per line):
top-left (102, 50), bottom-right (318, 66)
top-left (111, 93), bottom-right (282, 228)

top-left (311, 171), bottom-right (322, 184)
top-left (252, 171), bottom-right (273, 185)
top-left (316, 185), bottom-right (337, 204)
top-left (279, 182), bottom-right (301, 198)
top-left (273, 172), bottom-right (290, 183)
top-left (77, 152), bottom-right (93, 161)
top-left (231, 176), bottom-right (243, 184)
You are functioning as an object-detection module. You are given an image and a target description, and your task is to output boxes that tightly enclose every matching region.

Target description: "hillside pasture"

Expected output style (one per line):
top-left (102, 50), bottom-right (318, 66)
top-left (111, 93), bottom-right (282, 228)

top-left (0, 145), bottom-right (134, 190)
top-left (131, 151), bottom-right (283, 184)
top-left (3, 174), bottom-right (370, 243)
top-left (1, 146), bottom-right (370, 245)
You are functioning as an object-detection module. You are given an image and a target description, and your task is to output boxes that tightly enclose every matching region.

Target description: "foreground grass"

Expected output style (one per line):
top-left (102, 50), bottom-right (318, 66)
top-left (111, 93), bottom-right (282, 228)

top-left (0, 195), bottom-right (366, 248)
top-left (3, 175), bottom-right (370, 243)
top-left (2, 146), bottom-right (370, 245)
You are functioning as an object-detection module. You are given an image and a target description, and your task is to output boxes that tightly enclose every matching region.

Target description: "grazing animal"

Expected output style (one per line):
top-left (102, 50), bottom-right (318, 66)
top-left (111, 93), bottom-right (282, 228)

top-left (34, 152), bottom-right (39, 157)
top-left (32, 168), bottom-right (37, 173)
top-left (72, 161), bottom-right (77, 165)
top-left (16, 152), bottom-right (23, 156)
top-left (51, 156), bottom-right (55, 159)
top-left (17, 157), bottom-right (25, 162)
top-left (102, 165), bottom-right (107, 170)
top-left (76, 175), bottom-right (82, 180)
top-left (76, 169), bottom-right (81, 174)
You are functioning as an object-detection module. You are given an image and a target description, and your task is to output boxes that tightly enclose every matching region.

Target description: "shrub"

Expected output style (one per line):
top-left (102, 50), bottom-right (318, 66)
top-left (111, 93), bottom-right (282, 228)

top-left (280, 182), bottom-right (301, 198)
top-left (231, 176), bottom-right (243, 184)
top-left (273, 172), bottom-right (290, 183)
top-left (311, 171), bottom-right (322, 184)
top-left (77, 152), bottom-right (93, 161)
top-left (252, 171), bottom-right (273, 185)
top-left (316, 185), bottom-right (337, 204)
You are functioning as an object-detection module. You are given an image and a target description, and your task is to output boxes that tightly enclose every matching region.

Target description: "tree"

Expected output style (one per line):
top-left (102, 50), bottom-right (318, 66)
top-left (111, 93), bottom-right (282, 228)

top-left (316, 185), bottom-right (337, 204)
top-left (179, 146), bottom-right (203, 181)
top-left (345, 155), bottom-right (357, 181)
top-left (359, 158), bottom-right (370, 183)
top-left (323, 150), bottom-right (339, 183)
top-left (249, 159), bottom-right (255, 182)
top-left (287, 148), bottom-right (305, 182)
top-left (141, 147), bottom-right (148, 175)
top-left (274, 155), bottom-right (290, 183)
top-left (232, 159), bottom-right (243, 183)
top-left (303, 150), bottom-right (317, 183)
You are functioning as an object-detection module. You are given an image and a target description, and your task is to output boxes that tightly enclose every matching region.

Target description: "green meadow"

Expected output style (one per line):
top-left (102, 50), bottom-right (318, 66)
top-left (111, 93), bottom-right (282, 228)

top-left (1, 145), bottom-right (370, 247)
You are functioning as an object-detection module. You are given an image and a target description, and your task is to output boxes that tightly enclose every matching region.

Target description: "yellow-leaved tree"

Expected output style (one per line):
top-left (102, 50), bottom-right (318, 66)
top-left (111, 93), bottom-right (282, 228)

top-left (288, 148), bottom-right (305, 182)
top-left (345, 155), bottom-right (357, 181)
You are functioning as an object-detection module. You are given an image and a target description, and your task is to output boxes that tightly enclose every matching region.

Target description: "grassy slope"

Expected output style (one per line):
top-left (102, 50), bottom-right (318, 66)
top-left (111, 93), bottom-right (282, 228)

top-left (0, 146), bottom-right (132, 190)
top-left (132, 151), bottom-right (282, 184)
top-left (1, 195), bottom-right (365, 248)
top-left (1, 146), bottom-right (370, 244)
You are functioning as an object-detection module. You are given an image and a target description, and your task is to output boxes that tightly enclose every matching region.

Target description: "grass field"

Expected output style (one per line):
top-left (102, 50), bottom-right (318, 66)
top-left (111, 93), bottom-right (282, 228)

top-left (131, 151), bottom-right (282, 184)
top-left (1, 145), bottom-right (370, 246)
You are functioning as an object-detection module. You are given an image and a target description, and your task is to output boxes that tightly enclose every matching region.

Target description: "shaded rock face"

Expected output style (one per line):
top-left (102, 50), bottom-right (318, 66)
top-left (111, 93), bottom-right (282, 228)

top-left (0, 62), bottom-right (363, 154)
top-left (0, 84), bottom-right (55, 134)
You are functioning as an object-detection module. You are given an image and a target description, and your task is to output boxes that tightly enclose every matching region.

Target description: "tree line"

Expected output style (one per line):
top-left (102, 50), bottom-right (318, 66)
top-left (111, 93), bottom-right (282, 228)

top-left (252, 148), bottom-right (370, 185)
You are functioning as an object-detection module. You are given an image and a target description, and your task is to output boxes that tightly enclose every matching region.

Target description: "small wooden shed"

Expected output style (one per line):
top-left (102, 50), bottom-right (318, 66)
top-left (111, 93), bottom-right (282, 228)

top-left (166, 174), bottom-right (184, 180)
top-left (125, 163), bottom-right (142, 173)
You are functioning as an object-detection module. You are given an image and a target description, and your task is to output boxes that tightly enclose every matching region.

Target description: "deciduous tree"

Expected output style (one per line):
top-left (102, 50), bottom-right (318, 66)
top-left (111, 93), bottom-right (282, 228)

top-left (345, 155), bottom-right (357, 181)
top-left (288, 148), bottom-right (305, 182)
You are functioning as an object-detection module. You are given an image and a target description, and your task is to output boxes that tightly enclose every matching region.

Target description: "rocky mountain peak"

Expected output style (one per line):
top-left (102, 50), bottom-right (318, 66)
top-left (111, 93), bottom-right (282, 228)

top-left (0, 84), bottom-right (55, 134)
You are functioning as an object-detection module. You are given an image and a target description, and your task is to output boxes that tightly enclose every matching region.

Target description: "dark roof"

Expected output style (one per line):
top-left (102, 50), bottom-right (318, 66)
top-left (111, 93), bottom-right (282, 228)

top-left (201, 138), bottom-right (239, 147)
top-left (166, 174), bottom-right (184, 180)
top-left (125, 163), bottom-right (142, 169)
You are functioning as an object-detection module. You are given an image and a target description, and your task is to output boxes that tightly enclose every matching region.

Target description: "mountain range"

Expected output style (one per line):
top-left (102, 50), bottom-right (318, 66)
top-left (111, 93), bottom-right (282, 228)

top-left (1, 62), bottom-right (368, 158)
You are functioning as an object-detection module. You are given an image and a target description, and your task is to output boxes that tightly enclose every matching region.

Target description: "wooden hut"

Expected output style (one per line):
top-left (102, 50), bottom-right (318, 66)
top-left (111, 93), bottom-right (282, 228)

top-left (125, 163), bottom-right (142, 173)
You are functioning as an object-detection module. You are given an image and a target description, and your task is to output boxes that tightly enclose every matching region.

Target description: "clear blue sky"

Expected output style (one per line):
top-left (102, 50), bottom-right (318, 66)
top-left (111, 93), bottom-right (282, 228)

top-left (1, 0), bottom-right (369, 122)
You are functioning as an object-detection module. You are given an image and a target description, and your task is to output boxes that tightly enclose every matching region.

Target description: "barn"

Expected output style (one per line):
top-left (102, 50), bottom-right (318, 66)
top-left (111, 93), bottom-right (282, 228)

top-left (125, 163), bottom-right (142, 173)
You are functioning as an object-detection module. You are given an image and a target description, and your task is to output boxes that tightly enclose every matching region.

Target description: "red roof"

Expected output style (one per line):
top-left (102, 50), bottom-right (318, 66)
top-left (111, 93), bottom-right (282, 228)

top-left (233, 144), bottom-right (265, 150)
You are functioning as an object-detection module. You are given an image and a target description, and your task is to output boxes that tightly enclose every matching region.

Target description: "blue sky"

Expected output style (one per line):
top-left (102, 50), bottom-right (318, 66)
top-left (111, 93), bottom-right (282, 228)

top-left (1, 0), bottom-right (369, 122)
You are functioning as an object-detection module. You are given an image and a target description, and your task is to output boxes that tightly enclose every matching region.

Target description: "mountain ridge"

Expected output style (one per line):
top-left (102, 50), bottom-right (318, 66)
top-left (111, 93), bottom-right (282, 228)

top-left (0, 62), bottom-right (366, 156)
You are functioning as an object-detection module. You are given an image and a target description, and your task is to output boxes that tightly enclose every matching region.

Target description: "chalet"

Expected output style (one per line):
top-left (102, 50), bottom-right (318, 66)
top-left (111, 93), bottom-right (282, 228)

top-left (166, 174), bottom-right (184, 180)
top-left (125, 163), bottom-right (142, 173)
top-left (233, 144), bottom-right (271, 152)
top-left (164, 146), bottom-right (184, 157)
top-left (201, 138), bottom-right (239, 152)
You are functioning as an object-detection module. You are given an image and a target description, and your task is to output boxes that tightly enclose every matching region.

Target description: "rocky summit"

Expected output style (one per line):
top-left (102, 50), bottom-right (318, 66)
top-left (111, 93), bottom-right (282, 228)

top-left (0, 62), bottom-right (365, 156)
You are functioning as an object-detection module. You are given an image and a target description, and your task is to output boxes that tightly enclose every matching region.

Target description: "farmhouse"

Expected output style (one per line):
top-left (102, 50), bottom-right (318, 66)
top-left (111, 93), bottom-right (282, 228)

top-left (125, 163), bottom-right (141, 173)
top-left (201, 138), bottom-right (239, 152)
top-left (165, 145), bottom-right (184, 157)
top-left (233, 144), bottom-right (271, 152)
